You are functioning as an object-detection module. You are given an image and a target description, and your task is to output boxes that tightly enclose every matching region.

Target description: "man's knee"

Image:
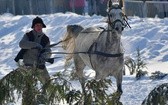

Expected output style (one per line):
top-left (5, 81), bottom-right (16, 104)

top-left (37, 68), bottom-right (50, 84)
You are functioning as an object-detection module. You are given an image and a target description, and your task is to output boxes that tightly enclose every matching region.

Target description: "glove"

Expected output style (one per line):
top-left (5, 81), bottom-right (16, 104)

top-left (32, 44), bottom-right (43, 50)
top-left (39, 53), bottom-right (54, 64)
top-left (46, 58), bottom-right (54, 64)
top-left (36, 44), bottom-right (43, 50)
top-left (38, 55), bottom-right (46, 64)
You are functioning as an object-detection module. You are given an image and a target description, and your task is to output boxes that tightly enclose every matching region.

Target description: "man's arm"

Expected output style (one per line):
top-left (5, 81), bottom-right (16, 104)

top-left (19, 34), bottom-right (41, 49)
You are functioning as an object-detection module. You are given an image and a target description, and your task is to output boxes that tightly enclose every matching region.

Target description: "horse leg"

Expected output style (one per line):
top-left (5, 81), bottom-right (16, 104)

top-left (95, 68), bottom-right (108, 80)
top-left (74, 55), bottom-right (86, 89)
top-left (74, 55), bottom-right (87, 104)
top-left (115, 70), bottom-right (123, 94)
top-left (95, 70), bottom-right (109, 104)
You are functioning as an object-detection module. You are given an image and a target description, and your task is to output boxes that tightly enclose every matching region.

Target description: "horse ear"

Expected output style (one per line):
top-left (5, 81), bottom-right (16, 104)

top-left (107, 0), bottom-right (113, 11)
top-left (119, 0), bottom-right (123, 8)
top-left (67, 25), bottom-right (72, 32)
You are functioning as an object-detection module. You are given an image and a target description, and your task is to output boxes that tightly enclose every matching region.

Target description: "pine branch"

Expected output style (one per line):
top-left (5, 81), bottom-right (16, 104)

top-left (0, 68), bottom-right (27, 104)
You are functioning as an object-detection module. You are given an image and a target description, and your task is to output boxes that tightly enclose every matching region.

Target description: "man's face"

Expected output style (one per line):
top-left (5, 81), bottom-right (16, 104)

top-left (34, 23), bottom-right (43, 32)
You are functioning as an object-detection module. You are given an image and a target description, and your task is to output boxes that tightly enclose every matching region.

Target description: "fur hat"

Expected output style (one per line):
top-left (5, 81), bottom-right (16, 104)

top-left (31, 16), bottom-right (46, 28)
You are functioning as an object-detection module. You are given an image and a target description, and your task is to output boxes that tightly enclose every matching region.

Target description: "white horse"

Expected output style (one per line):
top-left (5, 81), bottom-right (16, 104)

top-left (62, 1), bottom-right (127, 93)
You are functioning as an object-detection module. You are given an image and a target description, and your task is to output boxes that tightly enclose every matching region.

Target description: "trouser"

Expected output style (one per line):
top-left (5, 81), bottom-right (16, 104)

top-left (23, 64), bottom-right (50, 84)
top-left (21, 66), bottom-right (50, 105)
top-left (36, 67), bottom-right (50, 85)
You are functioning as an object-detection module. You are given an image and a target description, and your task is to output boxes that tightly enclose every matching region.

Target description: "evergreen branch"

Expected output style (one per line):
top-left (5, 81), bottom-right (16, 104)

top-left (0, 68), bottom-right (27, 104)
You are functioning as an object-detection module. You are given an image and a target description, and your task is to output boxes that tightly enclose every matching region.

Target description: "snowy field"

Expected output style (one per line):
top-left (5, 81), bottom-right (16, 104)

top-left (0, 12), bottom-right (168, 105)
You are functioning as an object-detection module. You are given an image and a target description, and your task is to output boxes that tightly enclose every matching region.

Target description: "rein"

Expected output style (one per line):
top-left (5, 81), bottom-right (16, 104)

top-left (50, 51), bottom-right (124, 57)
top-left (50, 29), bottom-right (124, 58)
top-left (46, 36), bottom-right (72, 48)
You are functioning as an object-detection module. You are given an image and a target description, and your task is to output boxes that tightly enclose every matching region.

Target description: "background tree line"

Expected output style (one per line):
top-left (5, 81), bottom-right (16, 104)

top-left (0, 0), bottom-right (168, 18)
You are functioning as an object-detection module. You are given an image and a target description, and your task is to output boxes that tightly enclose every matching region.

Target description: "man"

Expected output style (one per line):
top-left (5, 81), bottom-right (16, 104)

top-left (19, 16), bottom-right (51, 85)
top-left (18, 16), bottom-right (52, 104)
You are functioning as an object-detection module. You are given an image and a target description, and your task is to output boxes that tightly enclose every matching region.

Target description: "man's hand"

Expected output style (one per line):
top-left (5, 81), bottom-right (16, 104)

top-left (32, 44), bottom-right (43, 50)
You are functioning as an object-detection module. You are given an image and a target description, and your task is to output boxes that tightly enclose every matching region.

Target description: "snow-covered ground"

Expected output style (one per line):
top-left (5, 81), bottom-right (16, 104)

top-left (0, 12), bottom-right (168, 105)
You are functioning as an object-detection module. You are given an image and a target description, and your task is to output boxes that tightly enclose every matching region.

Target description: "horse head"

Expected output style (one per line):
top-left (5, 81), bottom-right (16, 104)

top-left (67, 25), bottom-right (84, 38)
top-left (107, 0), bottom-right (127, 34)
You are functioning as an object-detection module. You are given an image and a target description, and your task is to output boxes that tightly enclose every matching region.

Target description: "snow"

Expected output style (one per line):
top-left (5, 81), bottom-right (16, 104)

top-left (0, 12), bottom-right (168, 105)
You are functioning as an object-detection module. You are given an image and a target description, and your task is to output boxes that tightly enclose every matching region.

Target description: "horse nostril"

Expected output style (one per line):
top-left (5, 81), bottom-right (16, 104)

top-left (115, 27), bottom-right (119, 31)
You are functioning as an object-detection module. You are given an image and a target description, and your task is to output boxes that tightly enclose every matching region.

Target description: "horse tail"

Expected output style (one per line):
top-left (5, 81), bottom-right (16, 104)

top-left (62, 25), bottom-right (84, 64)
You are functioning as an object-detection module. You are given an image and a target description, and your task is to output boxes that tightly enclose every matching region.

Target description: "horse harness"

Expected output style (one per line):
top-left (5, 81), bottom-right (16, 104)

top-left (107, 6), bottom-right (131, 30)
top-left (86, 29), bottom-right (124, 69)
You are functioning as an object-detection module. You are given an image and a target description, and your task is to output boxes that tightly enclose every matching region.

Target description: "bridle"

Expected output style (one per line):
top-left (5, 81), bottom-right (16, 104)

top-left (107, 6), bottom-right (131, 31)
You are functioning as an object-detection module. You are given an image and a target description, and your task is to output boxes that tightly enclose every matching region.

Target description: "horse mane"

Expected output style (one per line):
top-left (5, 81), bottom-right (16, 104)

top-left (62, 25), bottom-right (84, 63)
